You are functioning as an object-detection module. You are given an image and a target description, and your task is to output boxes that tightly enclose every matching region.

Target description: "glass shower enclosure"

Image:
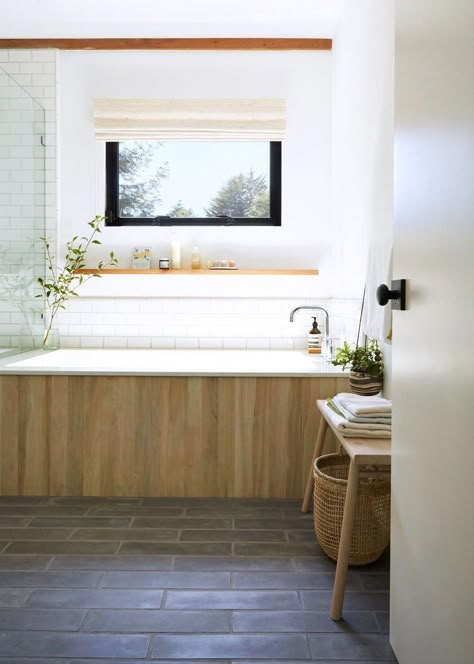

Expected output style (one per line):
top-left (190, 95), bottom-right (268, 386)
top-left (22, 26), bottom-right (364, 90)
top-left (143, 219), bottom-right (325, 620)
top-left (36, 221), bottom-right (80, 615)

top-left (0, 66), bottom-right (45, 352)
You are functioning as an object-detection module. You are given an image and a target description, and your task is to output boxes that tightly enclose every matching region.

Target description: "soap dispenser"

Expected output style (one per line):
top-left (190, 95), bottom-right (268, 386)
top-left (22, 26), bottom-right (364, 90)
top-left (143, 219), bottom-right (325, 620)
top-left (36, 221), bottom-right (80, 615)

top-left (308, 317), bottom-right (322, 354)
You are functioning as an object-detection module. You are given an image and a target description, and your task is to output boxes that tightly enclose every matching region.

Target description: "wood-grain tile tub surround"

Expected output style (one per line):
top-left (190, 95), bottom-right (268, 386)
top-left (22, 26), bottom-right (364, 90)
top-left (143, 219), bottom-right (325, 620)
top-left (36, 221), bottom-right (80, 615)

top-left (0, 376), bottom-right (348, 498)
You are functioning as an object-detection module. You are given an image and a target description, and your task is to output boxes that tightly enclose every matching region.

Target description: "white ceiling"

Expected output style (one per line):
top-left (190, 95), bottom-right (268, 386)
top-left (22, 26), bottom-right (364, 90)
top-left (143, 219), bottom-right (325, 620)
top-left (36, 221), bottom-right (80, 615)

top-left (1, 0), bottom-right (345, 38)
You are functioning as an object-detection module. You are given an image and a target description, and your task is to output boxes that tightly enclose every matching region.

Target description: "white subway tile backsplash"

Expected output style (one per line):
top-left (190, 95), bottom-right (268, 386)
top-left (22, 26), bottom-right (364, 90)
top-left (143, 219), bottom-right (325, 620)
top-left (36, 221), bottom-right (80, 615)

top-left (151, 336), bottom-right (175, 349)
top-left (175, 337), bottom-right (199, 349)
top-left (127, 336), bottom-right (151, 348)
top-left (222, 337), bottom-right (247, 349)
top-left (92, 300), bottom-right (115, 312)
top-left (270, 337), bottom-right (295, 350)
top-left (199, 337), bottom-right (223, 349)
top-left (80, 336), bottom-right (103, 348)
top-left (104, 336), bottom-right (128, 348)
top-left (246, 338), bottom-right (271, 349)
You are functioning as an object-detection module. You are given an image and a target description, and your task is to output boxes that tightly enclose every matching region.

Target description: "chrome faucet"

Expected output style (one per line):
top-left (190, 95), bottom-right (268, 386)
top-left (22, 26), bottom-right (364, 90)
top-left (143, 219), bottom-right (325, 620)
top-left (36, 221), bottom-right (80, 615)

top-left (289, 306), bottom-right (330, 336)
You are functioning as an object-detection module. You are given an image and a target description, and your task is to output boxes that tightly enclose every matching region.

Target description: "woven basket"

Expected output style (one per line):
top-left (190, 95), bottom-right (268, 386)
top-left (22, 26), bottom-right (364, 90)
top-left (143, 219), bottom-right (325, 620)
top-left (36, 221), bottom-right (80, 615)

top-left (313, 453), bottom-right (390, 566)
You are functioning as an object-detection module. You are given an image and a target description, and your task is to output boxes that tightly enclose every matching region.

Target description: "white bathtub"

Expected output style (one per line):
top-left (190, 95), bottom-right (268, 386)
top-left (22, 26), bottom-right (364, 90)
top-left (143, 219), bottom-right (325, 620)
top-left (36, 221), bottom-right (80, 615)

top-left (0, 348), bottom-right (346, 377)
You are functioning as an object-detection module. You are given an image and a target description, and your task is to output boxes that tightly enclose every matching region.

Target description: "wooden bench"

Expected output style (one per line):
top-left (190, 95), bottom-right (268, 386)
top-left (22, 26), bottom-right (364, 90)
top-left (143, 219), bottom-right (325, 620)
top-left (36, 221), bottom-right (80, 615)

top-left (302, 399), bottom-right (391, 620)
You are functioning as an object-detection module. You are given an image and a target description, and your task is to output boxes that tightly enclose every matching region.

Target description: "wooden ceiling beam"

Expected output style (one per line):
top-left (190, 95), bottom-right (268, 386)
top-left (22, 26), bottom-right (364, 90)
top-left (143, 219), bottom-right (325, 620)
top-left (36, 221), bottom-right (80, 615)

top-left (0, 38), bottom-right (332, 51)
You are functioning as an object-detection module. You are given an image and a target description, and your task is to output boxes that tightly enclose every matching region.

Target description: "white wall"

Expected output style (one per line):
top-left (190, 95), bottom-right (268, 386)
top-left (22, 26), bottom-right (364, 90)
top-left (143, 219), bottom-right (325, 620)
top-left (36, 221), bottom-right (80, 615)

top-left (58, 50), bottom-right (332, 280)
top-left (51, 48), bottom-right (361, 349)
top-left (331, 0), bottom-right (394, 393)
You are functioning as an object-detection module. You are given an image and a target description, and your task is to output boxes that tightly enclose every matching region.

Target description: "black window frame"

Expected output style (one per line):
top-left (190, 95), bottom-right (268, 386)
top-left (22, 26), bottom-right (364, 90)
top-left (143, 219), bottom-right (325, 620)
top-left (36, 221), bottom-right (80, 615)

top-left (105, 141), bottom-right (281, 227)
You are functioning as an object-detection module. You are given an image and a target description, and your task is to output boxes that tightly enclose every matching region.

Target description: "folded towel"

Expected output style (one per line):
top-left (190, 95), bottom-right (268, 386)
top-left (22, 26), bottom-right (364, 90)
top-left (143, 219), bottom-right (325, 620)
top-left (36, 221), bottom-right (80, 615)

top-left (337, 392), bottom-right (392, 416)
top-left (325, 406), bottom-right (391, 438)
top-left (332, 395), bottom-right (392, 425)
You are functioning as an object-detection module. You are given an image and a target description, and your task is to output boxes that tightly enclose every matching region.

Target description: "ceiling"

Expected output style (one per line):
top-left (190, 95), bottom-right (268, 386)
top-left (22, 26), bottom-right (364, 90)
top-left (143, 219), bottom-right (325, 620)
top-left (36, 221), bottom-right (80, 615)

top-left (1, 0), bottom-right (345, 38)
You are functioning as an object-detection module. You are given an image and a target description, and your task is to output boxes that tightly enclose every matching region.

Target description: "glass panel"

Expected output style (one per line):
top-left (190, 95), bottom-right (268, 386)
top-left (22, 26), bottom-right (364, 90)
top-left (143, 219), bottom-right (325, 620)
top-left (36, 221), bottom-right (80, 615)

top-left (0, 66), bottom-right (45, 352)
top-left (118, 141), bottom-right (270, 218)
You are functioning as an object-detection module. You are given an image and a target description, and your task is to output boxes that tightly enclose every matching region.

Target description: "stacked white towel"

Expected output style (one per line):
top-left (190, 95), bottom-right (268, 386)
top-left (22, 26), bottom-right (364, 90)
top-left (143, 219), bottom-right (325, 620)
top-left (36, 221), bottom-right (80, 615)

top-left (327, 393), bottom-right (392, 439)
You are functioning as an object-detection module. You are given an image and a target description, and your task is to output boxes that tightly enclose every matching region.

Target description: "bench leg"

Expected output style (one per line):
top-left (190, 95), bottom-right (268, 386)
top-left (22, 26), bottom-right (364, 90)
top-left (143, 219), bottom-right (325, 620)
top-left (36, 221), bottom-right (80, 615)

top-left (330, 459), bottom-right (360, 620)
top-left (301, 418), bottom-right (328, 513)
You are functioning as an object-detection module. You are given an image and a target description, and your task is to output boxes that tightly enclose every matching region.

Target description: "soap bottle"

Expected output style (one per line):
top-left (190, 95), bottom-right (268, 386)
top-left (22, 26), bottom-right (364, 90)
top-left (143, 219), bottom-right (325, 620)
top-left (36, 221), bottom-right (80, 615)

top-left (308, 317), bottom-right (322, 354)
top-left (191, 246), bottom-right (201, 270)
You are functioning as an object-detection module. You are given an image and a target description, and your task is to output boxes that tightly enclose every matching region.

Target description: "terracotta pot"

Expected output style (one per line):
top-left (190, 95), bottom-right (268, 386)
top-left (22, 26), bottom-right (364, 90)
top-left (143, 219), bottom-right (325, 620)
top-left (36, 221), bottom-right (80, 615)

top-left (349, 371), bottom-right (383, 396)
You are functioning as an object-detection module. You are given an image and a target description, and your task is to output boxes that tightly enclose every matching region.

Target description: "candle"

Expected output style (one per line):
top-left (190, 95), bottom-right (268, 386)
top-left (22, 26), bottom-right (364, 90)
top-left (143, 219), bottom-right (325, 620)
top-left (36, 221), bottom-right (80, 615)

top-left (171, 240), bottom-right (181, 269)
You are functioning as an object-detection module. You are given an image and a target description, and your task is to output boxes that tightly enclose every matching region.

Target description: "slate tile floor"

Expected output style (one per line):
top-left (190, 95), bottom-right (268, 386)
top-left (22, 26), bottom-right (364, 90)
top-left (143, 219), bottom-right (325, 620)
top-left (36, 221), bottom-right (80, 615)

top-left (0, 497), bottom-right (396, 663)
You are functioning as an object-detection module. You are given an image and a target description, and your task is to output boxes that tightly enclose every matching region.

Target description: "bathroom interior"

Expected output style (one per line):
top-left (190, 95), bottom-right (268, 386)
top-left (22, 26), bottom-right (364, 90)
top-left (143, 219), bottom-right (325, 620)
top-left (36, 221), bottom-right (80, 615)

top-left (0, 1), bottom-right (472, 663)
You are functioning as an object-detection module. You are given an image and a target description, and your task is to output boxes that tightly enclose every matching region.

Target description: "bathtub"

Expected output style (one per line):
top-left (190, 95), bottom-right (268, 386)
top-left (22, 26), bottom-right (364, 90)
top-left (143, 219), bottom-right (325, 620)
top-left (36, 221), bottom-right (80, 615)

top-left (0, 348), bottom-right (346, 377)
top-left (0, 348), bottom-right (349, 498)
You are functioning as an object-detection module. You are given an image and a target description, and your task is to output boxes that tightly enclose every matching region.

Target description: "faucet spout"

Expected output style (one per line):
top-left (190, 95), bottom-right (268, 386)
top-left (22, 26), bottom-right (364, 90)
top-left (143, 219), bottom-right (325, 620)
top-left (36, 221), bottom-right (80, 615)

top-left (289, 306), bottom-right (330, 336)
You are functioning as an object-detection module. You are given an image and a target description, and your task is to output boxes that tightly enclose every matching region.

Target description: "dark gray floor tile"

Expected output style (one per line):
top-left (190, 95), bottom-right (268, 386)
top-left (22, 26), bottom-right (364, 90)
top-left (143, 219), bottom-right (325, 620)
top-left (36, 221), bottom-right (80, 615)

top-left (234, 542), bottom-right (323, 556)
top-left (0, 544), bottom-right (7, 553)
top-left (6, 541), bottom-right (119, 554)
top-left (27, 588), bottom-right (164, 609)
top-left (185, 507), bottom-right (285, 518)
top-left (0, 555), bottom-right (52, 570)
top-left (233, 610), bottom-right (381, 633)
top-left (281, 509), bottom-right (314, 519)
top-left (50, 555), bottom-right (174, 571)
top-left (164, 590), bottom-right (300, 610)
top-left (144, 497), bottom-right (299, 508)
top-left (234, 518), bottom-right (313, 530)
top-left (71, 528), bottom-right (179, 541)
top-left (302, 591), bottom-right (390, 611)
top-left (0, 589), bottom-right (32, 607)
top-left (119, 542), bottom-right (231, 555)
top-left (83, 609), bottom-right (229, 633)
top-left (0, 608), bottom-right (86, 631)
top-left (51, 496), bottom-right (142, 505)
top-left (150, 634), bottom-right (308, 659)
top-left (232, 572), bottom-right (361, 591)
top-left (234, 661), bottom-right (392, 664)
top-left (308, 633), bottom-right (395, 660)
top-left (0, 659), bottom-right (67, 663)
top-left (102, 571), bottom-right (230, 589)
top-left (359, 573), bottom-right (390, 590)
top-left (0, 528), bottom-right (73, 540)
top-left (68, 661), bottom-right (228, 664)
top-left (375, 612), bottom-right (390, 634)
top-left (0, 631), bottom-right (149, 658)
top-left (0, 517), bottom-right (30, 527)
top-left (29, 517), bottom-right (132, 528)
top-left (132, 517), bottom-right (233, 529)
top-left (0, 497), bottom-right (51, 505)
top-left (88, 506), bottom-right (184, 517)
top-left (287, 530), bottom-right (318, 542)
top-left (174, 556), bottom-right (293, 572)
top-left (181, 529), bottom-right (285, 542)
top-left (0, 571), bottom-right (102, 588)
top-left (292, 557), bottom-right (338, 572)
top-left (0, 506), bottom-right (88, 516)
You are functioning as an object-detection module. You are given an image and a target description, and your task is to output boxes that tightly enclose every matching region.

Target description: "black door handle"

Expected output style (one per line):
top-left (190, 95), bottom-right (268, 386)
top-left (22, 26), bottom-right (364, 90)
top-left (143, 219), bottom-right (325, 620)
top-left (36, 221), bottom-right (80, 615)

top-left (376, 279), bottom-right (406, 310)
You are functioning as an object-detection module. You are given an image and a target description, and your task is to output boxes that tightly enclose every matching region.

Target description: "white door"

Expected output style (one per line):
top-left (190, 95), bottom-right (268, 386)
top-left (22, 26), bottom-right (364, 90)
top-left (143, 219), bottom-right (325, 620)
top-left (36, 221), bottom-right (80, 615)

top-left (390, 1), bottom-right (474, 663)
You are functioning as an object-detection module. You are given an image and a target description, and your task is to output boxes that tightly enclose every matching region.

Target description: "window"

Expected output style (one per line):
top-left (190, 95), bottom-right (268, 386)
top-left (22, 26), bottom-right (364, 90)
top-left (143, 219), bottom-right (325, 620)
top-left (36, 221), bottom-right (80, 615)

top-left (105, 141), bottom-right (281, 226)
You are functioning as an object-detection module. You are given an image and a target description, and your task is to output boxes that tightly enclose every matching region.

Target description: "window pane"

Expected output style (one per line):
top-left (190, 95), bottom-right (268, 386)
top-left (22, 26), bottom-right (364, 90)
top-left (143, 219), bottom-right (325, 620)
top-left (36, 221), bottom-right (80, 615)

top-left (118, 141), bottom-right (270, 218)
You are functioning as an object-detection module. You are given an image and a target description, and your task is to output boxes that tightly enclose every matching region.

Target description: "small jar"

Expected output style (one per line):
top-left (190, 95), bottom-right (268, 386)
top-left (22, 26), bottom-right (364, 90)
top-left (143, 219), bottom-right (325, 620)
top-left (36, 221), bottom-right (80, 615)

top-left (159, 258), bottom-right (170, 269)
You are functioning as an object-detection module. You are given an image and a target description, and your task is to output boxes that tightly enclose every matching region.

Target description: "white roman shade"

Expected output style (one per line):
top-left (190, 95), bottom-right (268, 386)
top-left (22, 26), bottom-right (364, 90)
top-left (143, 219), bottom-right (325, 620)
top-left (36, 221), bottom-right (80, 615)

top-left (94, 98), bottom-right (286, 141)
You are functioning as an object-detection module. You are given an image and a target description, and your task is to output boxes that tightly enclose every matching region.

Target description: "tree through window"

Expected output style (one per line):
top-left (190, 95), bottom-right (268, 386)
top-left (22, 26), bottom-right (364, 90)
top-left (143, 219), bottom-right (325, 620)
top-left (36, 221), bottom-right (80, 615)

top-left (105, 141), bottom-right (281, 226)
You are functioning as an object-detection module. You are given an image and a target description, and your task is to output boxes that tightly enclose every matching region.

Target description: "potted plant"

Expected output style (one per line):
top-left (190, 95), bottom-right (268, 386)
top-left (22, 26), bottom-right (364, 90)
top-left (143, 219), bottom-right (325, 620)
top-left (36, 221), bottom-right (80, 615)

top-left (37, 215), bottom-right (118, 348)
top-left (332, 339), bottom-right (384, 396)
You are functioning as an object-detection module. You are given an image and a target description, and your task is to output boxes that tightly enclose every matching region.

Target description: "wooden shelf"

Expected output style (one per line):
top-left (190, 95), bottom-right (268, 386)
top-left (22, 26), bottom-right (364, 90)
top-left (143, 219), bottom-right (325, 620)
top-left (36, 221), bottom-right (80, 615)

top-left (75, 269), bottom-right (319, 276)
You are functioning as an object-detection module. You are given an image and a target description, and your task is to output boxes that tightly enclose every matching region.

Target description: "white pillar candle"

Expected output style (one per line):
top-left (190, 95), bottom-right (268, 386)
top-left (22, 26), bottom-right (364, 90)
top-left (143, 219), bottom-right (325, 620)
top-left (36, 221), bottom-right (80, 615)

top-left (171, 240), bottom-right (181, 269)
